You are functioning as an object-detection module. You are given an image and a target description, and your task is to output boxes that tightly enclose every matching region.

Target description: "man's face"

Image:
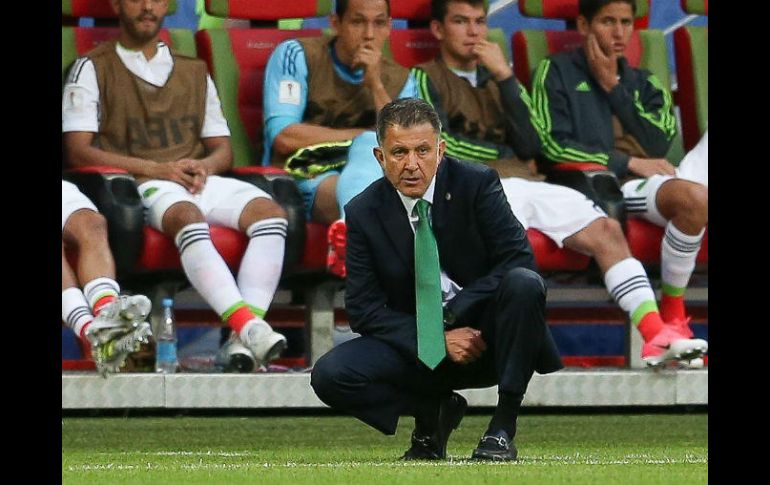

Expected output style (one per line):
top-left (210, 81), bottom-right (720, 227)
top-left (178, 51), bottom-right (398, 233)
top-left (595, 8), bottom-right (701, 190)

top-left (374, 122), bottom-right (445, 199)
top-left (331, 0), bottom-right (391, 63)
top-left (578, 1), bottom-right (634, 57)
top-left (113, 0), bottom-right (167, 44)
top-left (431, 1), bottom-right (488, 65)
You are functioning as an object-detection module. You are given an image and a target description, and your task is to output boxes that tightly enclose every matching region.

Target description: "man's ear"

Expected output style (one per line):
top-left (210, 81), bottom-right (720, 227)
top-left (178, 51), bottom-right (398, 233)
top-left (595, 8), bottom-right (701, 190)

top-left (576, 15), bottom-right (590, 36)
top-left (437, 139), bottom-right (446, 162)
top-left (373, 146), bottom-right (385, 168)
top-left (110, 0), bottom-right (120, 15)
top-left (330, 14), bottom-right (340, 35)
top-left (429, 19), bottom-right (444, 41)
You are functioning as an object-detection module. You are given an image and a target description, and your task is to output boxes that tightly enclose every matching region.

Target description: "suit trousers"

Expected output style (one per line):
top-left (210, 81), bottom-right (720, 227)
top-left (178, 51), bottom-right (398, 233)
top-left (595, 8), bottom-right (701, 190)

top-left (310, 267), bottom-right (563, 435)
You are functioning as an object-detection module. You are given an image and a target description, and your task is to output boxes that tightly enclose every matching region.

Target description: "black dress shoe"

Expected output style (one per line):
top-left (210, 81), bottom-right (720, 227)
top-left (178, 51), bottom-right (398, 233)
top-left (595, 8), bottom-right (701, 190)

top-left (401, 392), bottom-right (469, 460)
top-left (401, 431), bottom-right (443, 460)
top-left (471, 429), bottom-right (518, 461)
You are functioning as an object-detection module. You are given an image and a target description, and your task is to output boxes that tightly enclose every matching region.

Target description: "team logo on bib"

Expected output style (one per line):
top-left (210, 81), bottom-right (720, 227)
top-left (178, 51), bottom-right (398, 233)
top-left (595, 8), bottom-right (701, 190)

top-left (279, 80), bottom-right (301, 105)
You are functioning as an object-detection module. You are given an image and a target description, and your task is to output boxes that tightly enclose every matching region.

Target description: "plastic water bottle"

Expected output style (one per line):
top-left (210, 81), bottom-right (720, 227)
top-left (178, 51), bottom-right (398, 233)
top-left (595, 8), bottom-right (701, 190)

top-left (155, 298), bottom-right (179, 374)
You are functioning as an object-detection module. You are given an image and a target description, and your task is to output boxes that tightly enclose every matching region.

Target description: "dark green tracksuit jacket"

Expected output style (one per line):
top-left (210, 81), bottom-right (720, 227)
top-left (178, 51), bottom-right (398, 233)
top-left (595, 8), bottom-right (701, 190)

top-left (531, 47), bottom-right (677, 179)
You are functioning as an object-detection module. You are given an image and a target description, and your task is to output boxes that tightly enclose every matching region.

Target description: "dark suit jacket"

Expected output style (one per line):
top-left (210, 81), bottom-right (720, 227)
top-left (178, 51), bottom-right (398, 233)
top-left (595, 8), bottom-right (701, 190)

top-left (344, 156), bottom-right (536, 360)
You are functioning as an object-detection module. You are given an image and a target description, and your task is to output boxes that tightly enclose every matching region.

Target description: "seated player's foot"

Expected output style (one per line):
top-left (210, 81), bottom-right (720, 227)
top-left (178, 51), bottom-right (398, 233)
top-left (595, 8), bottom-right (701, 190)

top-left (85, 299), bottom-right (143, 347)
top-left (677, 357), bottom-right (705, 369)
top-left (326, 219), bottom-right (347, 278)
top-left (99, 294), bottom-right (152, 327)
top-left (642, 325), bottom-right (708, 368)
top-left (238, 319), bottom-right (287, 366)
top-left (90, 321), bottom-right (153, 377)
top-left (216, 332), bottom-right (257, 373)
top-left (665, 316), bottom-right (694, 338)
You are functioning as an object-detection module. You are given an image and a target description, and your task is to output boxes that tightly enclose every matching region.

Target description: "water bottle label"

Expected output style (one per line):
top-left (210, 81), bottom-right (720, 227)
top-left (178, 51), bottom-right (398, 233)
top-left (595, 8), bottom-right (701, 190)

top-left (157, 342), bottom-right (177, 362)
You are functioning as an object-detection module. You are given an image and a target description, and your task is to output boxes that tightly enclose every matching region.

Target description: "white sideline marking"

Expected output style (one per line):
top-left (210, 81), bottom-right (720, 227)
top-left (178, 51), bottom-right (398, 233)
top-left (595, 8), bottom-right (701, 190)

top-left (68, 455), bottom-right (708, 472)
top-left (150, 451), bottom-right (253, 457)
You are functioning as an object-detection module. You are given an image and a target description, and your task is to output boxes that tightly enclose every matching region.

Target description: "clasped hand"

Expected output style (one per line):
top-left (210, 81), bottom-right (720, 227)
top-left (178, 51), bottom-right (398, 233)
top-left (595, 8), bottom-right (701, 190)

top-left (153, 159), bottom-right (208, 194)
top-left (445, 327), bottom-right (487, 364)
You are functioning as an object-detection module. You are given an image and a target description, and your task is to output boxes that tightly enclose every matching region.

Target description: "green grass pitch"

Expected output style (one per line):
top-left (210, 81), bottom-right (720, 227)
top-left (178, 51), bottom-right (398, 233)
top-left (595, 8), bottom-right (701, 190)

top-left (62, 413), bottom-right (707, 484)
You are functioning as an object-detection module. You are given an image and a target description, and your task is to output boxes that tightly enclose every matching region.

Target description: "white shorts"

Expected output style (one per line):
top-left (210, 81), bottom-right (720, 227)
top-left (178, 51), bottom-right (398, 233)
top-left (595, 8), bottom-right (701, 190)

top-left (622, 174), bottom-right (674, 227)
top-left (500, 177), bottom-right (606, 247)
top-left (137, 175), bottom-right (273, 231)
top-left (675, 130), bottom-right (708, 187)
top-left (62, 180), bottom-right (98, 231)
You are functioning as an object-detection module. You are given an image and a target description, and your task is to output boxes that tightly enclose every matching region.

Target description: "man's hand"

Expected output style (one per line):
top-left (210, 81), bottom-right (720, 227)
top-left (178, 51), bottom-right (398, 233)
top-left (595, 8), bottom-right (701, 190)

top-left (353, 43), bottom-right (384, 91)
top-left (585, 34), bottom-right (619, 92)
top-left (445, 327), bottom-right (487, 364)
top-left (525, 158), bottom-right (539, 176)
top-left (178, 159), bottom-right (208, 194)
top-left (150, 159), bottom-right (208, 194)
top-left (472, 40), bottom-right (513, 82)
top-left (628, 157), bottom-right (676, 177)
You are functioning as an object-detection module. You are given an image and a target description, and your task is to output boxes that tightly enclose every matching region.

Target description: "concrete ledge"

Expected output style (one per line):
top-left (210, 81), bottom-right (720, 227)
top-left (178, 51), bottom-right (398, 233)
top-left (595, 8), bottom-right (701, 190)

top-left (62, 369), bottom-right (707, 409)
top-left (62, 374), bottom-right (165, 408)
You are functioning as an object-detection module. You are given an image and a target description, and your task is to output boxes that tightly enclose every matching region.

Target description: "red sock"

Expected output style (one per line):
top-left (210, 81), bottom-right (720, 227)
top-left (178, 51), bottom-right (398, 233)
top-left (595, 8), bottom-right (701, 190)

top-left (93, 295), bottom-right (118, 316)
top-left (637, 311), bottom-right (665, 342)
top-left (78, 322), bottom-right (93, 358)
top-left (660, 294), bottom-right (686, 322)
top-left (227, 306), bottom-right (256, 334)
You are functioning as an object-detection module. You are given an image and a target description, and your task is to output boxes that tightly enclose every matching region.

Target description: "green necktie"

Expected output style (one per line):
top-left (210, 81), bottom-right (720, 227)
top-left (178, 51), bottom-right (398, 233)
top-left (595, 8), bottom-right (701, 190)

top-left (414, 199), bottom-right (446, 369)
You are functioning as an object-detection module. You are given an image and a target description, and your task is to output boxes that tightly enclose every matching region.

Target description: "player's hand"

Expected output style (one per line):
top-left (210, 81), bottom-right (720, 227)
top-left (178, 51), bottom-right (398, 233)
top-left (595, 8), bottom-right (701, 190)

top-left (353, 43), bottom-right (384, 90)
top-left (628, 157), bottom-right (676, 177)
top-left (177, 159), bottom-right (208, 194)
top-left (586, 33), bottom-right (619, 92)
top-left (472, 40), bottom-right (513, 81)
top-left (445, 327), bottom-right (487, 364)
top-left (151, 159), bottom-right (208, 194)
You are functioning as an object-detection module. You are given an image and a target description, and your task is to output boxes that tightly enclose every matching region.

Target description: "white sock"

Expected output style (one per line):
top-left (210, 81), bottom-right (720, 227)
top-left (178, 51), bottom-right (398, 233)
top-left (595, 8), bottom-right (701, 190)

top-left (82, 277), bottom-right (120, 311)
top-left (175, 222), bottom-right (246, 317)
top-left (604, 257), bottom-right (657, 320)
top-left (661, 223), bottom-right (704, 290)
top-left (237, 218), bottom-right (287, 317)
top-left (62, 287), bottom-right (93, 337)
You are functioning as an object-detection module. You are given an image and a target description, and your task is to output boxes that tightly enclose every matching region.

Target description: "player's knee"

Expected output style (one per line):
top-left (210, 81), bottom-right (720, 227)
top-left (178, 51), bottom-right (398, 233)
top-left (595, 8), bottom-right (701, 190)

top-left (247, 197), bottom-right (288, 222)
top-left (579, 217), bottom-right (624, 256)
top-left (683, 184), bottom-right (708, 226)
top-left (161, 201), bottom-right (204, 236)
top-left (270, 202), bottom-right (289, 221)
top-left (71, 209), bottom-right (108, 243)
top-left (598, 217), bottom-right (626, 247)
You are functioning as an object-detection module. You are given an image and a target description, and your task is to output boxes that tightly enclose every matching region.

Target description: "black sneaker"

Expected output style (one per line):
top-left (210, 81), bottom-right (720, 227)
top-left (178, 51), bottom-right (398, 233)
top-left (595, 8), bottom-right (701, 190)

top-left (471, 429), bottom-right (518, 461)
top-left (401, 392), bottom-right (468, 460)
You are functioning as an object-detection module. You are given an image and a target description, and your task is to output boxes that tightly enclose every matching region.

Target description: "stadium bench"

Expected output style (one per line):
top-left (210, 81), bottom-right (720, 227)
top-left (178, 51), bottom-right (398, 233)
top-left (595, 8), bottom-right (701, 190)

top-left (61, 0), bottom-right (310, 366)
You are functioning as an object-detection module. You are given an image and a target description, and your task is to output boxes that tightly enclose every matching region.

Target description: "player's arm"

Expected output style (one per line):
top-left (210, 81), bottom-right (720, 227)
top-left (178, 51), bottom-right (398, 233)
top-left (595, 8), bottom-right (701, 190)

top-left (263, 39), bottom-right (365, 165)
top-left (606, 70), bottom-right (677, 157)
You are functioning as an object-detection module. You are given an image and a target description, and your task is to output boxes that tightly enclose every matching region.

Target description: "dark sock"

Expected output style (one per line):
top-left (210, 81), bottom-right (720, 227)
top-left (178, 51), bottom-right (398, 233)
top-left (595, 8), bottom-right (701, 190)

top-left (487, 392), bottom-right (522, 438)
top-left (414, 396), bottom-right (440, 437)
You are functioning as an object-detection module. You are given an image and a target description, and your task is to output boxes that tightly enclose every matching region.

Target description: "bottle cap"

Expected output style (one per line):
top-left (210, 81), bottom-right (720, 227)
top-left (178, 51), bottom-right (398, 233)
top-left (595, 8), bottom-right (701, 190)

top-left (162, 298), bottom-right (174, 307)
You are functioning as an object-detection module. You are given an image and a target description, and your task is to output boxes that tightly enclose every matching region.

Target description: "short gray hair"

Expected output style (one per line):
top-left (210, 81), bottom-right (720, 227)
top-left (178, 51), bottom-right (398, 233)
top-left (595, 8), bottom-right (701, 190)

top-left (376, 98), bottom-right (442, 144)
